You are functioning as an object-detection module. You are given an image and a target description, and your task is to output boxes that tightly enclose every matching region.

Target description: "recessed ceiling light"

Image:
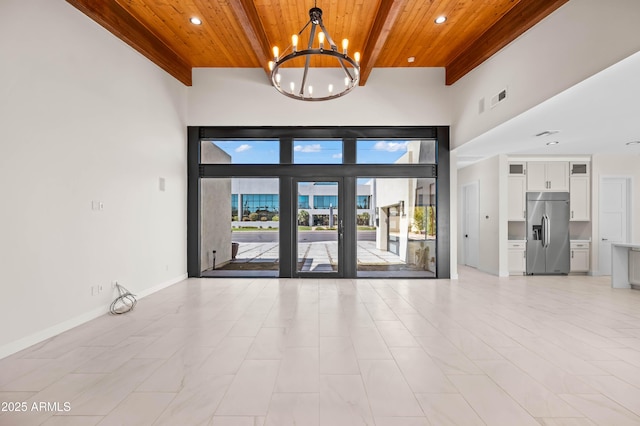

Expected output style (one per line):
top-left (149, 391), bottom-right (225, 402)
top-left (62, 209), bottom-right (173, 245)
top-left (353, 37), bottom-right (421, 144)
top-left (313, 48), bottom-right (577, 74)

top-left (546, 141), bottom-right (559, 146)
top-left (435, 16), bottom-right (447, 24)
top-left (407, 57), bottom-right (415, 63)
top-left (190, 17), bottom-right (202, 25)
top-left (535, 130), bottom-right (560, 137)
top-left (626, 140), bottom-right (640, 145)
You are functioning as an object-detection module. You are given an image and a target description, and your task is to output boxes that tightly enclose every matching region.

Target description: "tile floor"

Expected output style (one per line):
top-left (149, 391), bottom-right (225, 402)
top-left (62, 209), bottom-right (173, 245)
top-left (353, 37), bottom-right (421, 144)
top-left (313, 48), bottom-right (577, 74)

top-left (2, 267), bottom-right (640, 425)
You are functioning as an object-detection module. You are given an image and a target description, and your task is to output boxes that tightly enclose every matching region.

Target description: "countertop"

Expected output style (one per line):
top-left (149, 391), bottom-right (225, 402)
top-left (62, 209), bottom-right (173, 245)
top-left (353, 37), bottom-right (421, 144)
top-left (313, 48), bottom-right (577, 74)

top-left (507, 239), bottom-right (592, 243)
top-left (611, 242), bottom-right (640, 249)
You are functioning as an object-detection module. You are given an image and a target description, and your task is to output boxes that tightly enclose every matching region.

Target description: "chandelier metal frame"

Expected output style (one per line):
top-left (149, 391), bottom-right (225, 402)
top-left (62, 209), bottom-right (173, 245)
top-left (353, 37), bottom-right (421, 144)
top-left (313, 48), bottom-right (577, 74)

top-left (269, 5), bottom-right (360, 101)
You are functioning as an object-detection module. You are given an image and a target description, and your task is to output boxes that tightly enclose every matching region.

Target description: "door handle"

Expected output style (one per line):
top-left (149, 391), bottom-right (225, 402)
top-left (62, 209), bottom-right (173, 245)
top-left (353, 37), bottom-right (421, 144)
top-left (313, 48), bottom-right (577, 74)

top-left (602, 238), bottom-right (608, 241)
top-left (465, 234), bottom-right (468, 238)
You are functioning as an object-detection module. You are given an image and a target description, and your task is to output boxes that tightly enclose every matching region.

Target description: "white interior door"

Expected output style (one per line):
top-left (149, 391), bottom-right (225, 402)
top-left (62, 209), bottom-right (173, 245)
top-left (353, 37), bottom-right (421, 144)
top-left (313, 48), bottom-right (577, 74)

top-left (462, 182), bottom-right (479, 268)
top-left (599, 177), bottom-right (629, 275)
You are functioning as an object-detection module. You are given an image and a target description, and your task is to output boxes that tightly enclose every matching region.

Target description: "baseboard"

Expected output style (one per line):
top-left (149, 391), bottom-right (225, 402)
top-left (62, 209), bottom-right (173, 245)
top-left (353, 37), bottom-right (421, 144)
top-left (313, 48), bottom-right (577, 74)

top-left (134, 273), bottom-right (188, 299)
top-left (0, 273), bottom-right (188, 360)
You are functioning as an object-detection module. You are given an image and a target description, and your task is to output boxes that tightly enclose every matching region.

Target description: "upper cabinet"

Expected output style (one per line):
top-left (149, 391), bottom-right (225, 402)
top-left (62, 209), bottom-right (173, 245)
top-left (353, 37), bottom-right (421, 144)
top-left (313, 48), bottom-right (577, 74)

top-left (508, 158), bottom-right (591, 224)
top-left (527, 161), bottom-right (569, 191)
top-left (508, 162), bottom-right (526, 176)
top-left (570, 162), bottom-right (589, 177)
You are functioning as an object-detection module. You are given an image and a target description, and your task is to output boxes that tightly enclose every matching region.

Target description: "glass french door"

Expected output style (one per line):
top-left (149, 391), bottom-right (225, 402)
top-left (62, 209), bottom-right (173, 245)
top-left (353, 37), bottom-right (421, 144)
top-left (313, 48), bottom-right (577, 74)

top-left (294, 178), bottom-right (344, 277)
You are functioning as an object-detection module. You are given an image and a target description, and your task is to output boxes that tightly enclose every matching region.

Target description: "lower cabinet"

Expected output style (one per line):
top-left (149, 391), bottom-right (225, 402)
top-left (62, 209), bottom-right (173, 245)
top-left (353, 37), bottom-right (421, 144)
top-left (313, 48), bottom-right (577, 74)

top-left (570, 242), bottom-right (590, 273)
top-left (508, 241), bottom-right (526, 275)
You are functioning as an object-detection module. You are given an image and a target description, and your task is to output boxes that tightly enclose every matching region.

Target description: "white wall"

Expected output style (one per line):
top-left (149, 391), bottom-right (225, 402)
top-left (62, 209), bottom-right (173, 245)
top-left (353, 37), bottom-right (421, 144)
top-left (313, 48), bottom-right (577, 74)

top-left (590, 154), bottom-right (640, 275)
top-left (451, 0), bottom-right (640, 149)
top-left (188, 68), bottom-right (451, 126)
top-left (457, 156), bottom-right (507, 276)
top-left (0, 0), bottom-right (188, 357)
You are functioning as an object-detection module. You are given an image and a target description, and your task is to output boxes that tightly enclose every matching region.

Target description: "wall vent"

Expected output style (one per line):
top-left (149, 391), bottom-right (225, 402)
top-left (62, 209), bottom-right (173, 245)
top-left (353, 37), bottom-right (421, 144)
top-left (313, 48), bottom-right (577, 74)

top-left (490, 88), bottom-right (508, 108)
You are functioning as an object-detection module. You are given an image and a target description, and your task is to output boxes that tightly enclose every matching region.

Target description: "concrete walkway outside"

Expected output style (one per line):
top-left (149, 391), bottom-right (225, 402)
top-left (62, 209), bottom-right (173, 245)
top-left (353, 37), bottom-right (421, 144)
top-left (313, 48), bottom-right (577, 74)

top-left (231, 241), bottom-right (406, 272)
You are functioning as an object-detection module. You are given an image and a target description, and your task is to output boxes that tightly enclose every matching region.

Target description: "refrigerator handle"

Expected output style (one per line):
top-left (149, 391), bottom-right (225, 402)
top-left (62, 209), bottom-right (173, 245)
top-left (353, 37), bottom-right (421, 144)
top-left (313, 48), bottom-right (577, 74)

top-left (544, 214), bottom-right (551, 248)
top-left (540, 215), bottom-right (546, 247)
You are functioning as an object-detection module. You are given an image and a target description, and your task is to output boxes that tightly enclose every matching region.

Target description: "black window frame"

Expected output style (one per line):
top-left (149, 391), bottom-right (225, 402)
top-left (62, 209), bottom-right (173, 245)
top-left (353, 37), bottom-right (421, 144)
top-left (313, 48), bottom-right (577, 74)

top-left (188, 126), bottom-right (450, 278)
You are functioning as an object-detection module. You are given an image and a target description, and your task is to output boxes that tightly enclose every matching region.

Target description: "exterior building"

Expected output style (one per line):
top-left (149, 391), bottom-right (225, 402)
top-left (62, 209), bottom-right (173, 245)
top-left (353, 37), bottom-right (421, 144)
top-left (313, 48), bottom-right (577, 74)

top-left (231, 179), bottom-right (374, 226)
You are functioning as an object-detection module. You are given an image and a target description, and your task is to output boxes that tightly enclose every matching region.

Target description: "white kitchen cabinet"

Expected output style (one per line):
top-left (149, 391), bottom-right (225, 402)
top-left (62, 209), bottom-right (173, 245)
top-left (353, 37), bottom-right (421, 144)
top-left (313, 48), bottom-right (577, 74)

top-left (508, 175), bottom-right (526, 221)
top-left (527, 161), bottom-right (569, 191)
top-left (508, 241), bottom-right (526, 275)
top-left (630, 249), bottom-right (640, 286)
top-left (570, 241), bottom-right (590, 273)
top-left (570, 176), bottom-right (590, 221)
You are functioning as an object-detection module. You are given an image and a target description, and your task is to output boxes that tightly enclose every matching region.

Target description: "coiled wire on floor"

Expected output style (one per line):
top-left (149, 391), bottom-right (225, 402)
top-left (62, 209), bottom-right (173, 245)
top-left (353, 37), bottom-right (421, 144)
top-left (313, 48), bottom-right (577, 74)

top-left (110, 283), bottom-right (137, 315)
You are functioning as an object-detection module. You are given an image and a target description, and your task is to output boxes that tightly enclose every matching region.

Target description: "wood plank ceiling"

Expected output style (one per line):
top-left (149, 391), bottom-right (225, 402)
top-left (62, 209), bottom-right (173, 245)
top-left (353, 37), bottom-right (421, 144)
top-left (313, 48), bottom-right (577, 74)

top-left (66, 0), bottom-right (569, 86)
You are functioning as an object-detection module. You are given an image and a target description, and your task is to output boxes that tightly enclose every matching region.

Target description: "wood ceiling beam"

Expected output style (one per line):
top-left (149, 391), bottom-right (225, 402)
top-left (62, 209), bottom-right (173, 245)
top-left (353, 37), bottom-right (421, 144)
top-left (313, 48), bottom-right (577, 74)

top-left (359, 0), bottom-right (409, 86)
top-left (66, 0), bottom-right (192, 86)
top-left (445, 0), bottom-right (569, 85)
top-left (227, 0), bottom-right (272, 78)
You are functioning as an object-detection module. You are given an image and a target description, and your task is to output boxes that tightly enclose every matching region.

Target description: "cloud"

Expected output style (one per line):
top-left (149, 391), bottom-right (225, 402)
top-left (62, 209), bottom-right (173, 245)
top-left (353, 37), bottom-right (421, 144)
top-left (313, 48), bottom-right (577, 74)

top-left (332, 153), bottom-right (343, 159)
top-left (235, 144), bottom-right (252, 152)
top-left (294, 144), bottom-right (322, 153)
top-left (374, 141), bottom-right (409, 152)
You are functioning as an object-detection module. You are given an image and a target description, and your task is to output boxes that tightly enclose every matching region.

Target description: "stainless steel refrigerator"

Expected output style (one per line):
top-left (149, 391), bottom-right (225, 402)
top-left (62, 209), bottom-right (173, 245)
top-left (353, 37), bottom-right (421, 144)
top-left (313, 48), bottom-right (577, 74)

top-left (526, 192), bottom-right (570, 275)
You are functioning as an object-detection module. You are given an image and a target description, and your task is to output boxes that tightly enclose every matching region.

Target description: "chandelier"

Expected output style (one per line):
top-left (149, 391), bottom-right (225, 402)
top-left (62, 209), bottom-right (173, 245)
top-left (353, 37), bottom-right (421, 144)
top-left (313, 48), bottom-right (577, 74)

top-left (268, 2), bottom-right (361, 101)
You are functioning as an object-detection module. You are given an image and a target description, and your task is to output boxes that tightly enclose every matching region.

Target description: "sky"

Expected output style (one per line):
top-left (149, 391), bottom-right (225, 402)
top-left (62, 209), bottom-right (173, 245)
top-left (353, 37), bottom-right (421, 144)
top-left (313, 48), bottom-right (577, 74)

top-left (210, 140), bottom-right (411, 164)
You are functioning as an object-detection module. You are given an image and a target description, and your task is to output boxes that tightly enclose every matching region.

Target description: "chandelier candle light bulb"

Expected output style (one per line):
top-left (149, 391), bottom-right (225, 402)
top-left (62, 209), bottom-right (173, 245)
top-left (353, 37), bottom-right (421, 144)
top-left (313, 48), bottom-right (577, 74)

top-left (342, 39), bottom-right (348, 55)
top-left (292, 34), bottom-right (298, 52)
top-left (273, 46), bottom-right (279, 61)
top-left (318, 32), bottom-right (325, 49)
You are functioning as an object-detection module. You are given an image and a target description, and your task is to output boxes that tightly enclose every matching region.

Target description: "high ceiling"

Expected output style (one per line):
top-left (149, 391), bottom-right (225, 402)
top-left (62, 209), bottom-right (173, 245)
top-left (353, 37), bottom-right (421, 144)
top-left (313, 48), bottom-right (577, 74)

top-left (66, 0), bottom-right (568, 86)
top-left (455, 50), bottom-right (640, 167)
